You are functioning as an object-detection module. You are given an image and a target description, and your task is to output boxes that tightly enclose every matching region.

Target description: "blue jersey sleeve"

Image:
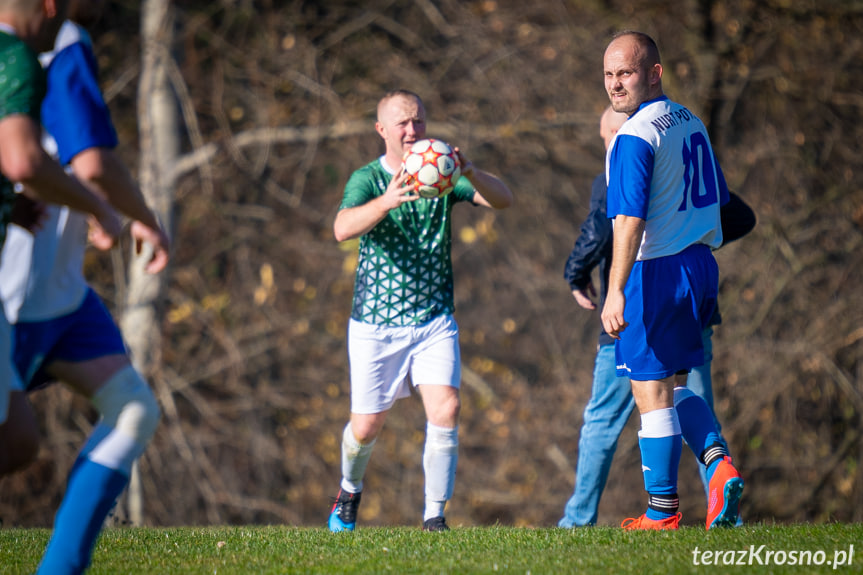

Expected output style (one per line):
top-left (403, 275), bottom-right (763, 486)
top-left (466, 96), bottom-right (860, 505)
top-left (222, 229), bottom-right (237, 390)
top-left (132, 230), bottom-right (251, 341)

top-left (606, 134), bottom-right (654, 220)
top-left (41, 41), bottom-right (118, 165)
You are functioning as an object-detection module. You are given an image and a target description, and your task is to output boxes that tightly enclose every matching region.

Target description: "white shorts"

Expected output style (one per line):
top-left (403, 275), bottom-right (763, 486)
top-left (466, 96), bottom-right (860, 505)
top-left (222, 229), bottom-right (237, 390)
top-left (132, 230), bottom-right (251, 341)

top-left (348, 314), bottom-right (461, 414)
top-left (0, 305), bottom-right (24, 424)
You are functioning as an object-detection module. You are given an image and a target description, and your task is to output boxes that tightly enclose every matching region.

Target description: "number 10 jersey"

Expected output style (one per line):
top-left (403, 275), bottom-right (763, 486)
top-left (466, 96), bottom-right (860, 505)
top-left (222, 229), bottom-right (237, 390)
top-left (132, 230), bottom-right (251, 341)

top-left (605, 96), bottom-right (729, 261)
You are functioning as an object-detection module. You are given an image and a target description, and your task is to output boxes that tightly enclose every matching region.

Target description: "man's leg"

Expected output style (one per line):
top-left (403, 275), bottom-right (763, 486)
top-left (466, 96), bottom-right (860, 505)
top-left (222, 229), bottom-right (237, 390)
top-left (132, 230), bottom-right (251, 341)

top-left (560, 344), bottom-right (636, 527)
top-left (38, 356), bottom-right (160, 575)
top-left (418, 383), bottom-right (459, 530)
top-left (0, 309), bottom-right (38, 475)
top-left (679, 327), bottom-right (724, 497)
top-left (0, 391), bottom-right (40, 475)
top-left (329, 411), bottom-right (387, 532)
top-left (673, 381), bottom-right (742, 529)
top-left (624, 378), bottom-right (682, 529)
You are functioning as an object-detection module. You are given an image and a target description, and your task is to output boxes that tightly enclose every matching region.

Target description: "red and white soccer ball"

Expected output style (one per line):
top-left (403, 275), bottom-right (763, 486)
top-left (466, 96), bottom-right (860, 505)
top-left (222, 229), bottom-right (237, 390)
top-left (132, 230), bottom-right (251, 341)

top-left (402, 138), bottom-right (461, 198)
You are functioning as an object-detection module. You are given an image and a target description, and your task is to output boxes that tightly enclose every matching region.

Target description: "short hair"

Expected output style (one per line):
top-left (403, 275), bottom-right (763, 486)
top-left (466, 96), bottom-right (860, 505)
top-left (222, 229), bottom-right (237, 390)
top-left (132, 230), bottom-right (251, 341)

top-left (610, 30), bottom-right (661, 67)
top-left (377, 89), bottom-right (423, 121)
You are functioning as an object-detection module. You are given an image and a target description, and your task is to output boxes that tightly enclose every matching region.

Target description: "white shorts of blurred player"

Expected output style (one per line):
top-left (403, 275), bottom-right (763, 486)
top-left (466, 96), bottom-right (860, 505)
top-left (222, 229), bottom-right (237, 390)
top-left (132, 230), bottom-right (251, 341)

top-left (348, 314), bottom-right (461, 415)
top-left (0, 307), bottom-right (24, 424)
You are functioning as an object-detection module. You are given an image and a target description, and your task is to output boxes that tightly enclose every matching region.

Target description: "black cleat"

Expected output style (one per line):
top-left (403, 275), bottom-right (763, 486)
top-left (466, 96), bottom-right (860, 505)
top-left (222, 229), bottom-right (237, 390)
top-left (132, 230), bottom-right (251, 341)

top-left (422, 516), bottom-right (450, 532)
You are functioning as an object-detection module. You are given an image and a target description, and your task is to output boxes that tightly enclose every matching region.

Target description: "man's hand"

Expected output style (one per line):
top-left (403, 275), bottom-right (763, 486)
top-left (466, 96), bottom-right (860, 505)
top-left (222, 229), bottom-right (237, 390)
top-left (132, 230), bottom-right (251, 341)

top-left (600, 288), bottom-right (628, 339)
top-left (130, 220), bottom-right (171, 273)
top-left (454, 147), bottom-right (474, 179)
top-left (87, 202), bottom-right (123, 251)
top-left (380, 167), bottom-right (418, 210)
top-left (572, 282), bottom-right (598, 310)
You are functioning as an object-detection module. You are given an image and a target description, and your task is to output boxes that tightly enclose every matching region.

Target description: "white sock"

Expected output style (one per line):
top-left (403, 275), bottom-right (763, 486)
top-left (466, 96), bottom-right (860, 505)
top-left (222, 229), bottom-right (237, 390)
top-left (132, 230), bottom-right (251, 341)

top-left (340, 422), bottom-right (375, 493)
top-left (423, 423), bottom-right (458, 521)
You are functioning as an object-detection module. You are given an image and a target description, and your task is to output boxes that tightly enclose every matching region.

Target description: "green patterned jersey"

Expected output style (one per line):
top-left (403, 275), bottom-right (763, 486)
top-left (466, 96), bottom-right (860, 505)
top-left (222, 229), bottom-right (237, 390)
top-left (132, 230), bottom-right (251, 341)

top-left (0, 31), bottom-right (46, 248)
top-left (340, 157), bottom-right (476, 326)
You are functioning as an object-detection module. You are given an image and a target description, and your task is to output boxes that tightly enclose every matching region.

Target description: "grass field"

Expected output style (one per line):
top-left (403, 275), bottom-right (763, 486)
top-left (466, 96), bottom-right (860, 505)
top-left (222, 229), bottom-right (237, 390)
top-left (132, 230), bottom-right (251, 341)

top-left (1, 523), bottom-right (861, 574)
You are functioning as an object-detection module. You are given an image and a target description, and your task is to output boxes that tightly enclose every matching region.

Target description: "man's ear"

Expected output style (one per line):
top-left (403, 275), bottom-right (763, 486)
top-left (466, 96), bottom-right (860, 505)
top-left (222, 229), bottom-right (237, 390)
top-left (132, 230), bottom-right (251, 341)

top-left (43, 0), bottom-right (58, 18)
top-left (650, 63), bottom-right (663, 86)
top-left (375, 121), bottom-right (386, 139)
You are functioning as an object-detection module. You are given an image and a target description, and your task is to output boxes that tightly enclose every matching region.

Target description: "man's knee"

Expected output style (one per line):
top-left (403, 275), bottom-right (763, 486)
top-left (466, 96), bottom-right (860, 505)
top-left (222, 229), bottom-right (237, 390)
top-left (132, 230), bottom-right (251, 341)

top-left (427, 392), bottom-right (460, 427)
top-left (673, 385), bottom-right (697, 407)
top-left (91, 366), bottom-right (160, 445)
top-left (350, 413), bottom-right (387, 444)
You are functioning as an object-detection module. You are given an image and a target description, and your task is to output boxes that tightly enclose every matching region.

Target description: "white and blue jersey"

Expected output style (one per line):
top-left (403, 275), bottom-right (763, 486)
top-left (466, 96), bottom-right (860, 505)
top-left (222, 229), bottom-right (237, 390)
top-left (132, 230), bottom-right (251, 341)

top-left (605, 97), bottom-right (727, 380)
top-left (0, 21), bottom-right (126, 388)
top-left (0, 21), bottom-right (119, 324)
top-left (39, 22), bottom-right (118, 166)
top-left (606, 96), bottom-right (728, 260)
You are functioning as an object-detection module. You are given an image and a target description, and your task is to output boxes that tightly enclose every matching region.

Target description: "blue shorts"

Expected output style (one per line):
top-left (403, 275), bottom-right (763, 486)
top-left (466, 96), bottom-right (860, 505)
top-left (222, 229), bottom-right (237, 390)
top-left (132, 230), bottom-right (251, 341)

top-left (13, 288), bottom-right (128, 391)
top-left (615, 244), bottom-right (718, 380)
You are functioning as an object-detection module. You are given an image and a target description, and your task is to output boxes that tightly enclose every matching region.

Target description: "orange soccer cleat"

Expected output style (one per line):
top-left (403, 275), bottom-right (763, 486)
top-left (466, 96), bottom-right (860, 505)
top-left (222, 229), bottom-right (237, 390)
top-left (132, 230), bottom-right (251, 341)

top-left (621, 512), bottom-right (681, 530)
top-left (706, 456), bottom-right (744, 529)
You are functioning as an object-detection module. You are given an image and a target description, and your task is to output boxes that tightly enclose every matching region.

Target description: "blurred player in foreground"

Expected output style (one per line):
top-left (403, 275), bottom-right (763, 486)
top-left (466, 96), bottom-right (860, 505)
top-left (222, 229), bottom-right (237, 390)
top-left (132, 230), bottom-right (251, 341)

top-left (0, 0), bottom-right (168, 572)
top-left (328, 89), bottom-right (512, 532)
top-left (0, 0), bottom-right (121, 427)
top-left (600, 31), bottom-right (744, 530)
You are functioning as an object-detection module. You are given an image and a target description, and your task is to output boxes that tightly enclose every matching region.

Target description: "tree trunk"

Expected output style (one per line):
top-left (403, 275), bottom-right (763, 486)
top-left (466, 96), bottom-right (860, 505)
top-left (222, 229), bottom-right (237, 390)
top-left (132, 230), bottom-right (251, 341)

top-left (118, 0), bottom-right (179, 526)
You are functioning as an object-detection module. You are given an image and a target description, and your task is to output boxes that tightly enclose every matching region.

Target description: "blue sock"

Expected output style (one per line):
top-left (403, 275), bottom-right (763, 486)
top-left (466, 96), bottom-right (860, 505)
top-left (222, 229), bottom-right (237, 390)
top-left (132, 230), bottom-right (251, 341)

top-left (638, 408), bottom-right (682, 521)
top-left (706, 457), bottom-right (722, 478)
top-left (674, 387), bottom-right (724, 460)
top-left (37, 457), bottom-right (128, 575)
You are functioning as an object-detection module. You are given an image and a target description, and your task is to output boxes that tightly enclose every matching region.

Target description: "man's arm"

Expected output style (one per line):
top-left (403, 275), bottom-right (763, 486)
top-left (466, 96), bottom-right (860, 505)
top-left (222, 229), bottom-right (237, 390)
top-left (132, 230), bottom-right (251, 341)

top-left (720, 191), bottom-right (756, 245)
top-left (0, 115), bottom-right (121, 244)
top-left (601, 214), bottom-right (644, 339)
top-left (70, 147), bottom-right (170, 272)
top-left (454, 149), bottom-right (512, 209)
top-left (333, 170), bottom-right (416, 242)
top-left (564, 175), bottom-right (612, 309)
top-left (467, 168), bottom-right (513, 209)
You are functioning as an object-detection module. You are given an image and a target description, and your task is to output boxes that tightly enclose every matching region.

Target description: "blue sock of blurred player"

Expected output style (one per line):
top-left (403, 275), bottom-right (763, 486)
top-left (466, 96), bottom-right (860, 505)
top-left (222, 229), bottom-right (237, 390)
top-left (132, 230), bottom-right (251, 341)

top-left (38, 367), bottom-right (159, 575)
top-left (37, 455), bottom-right (128, 574)
top-left (638, 408), bottom-right (682, 521)
top-left (674, 386), bottom-right (727, 476)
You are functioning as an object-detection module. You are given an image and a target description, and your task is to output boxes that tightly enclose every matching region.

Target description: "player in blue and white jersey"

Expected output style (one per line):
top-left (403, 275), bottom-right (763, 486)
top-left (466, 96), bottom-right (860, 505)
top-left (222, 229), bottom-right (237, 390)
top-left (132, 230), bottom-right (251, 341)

top-left (601, 31), bottom-right (743, 530)
top-left (0, 2), bottom-right (169, 572)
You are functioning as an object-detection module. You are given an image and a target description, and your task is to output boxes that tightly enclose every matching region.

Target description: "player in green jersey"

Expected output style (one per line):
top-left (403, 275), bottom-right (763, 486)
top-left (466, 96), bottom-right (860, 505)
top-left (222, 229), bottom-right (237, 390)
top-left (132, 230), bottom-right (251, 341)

top-left (329, 89), bottom-right (512, 532)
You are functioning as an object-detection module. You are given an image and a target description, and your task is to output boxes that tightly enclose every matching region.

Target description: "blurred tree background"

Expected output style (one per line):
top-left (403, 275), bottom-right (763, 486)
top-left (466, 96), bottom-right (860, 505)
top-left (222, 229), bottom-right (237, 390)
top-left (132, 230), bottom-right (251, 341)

top-left (1, 0), bottom-right (862, 528)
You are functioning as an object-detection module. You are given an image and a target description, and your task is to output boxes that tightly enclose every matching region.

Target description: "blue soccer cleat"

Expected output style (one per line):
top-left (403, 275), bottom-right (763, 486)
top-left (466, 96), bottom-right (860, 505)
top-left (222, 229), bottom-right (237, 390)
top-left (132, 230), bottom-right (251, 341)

top-left (328, 489), bottom-right (361, 532)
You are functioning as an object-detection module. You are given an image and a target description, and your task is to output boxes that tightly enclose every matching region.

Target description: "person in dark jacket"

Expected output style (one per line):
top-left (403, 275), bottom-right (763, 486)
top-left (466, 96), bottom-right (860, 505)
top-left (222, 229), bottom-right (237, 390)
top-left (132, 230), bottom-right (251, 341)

top-left (558, 106), bottom-right (755, 527)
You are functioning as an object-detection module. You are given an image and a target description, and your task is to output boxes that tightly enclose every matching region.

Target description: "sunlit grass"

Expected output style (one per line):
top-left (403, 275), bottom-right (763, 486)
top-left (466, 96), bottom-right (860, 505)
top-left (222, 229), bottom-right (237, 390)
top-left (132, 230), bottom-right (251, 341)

top-left (1, 523), bottom-right (861, 574)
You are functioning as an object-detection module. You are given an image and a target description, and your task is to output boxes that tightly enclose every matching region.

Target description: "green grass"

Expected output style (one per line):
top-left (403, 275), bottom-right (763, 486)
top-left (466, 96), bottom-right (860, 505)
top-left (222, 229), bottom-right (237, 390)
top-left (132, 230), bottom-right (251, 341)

top-left (1, 524), bottom-right (861, 574)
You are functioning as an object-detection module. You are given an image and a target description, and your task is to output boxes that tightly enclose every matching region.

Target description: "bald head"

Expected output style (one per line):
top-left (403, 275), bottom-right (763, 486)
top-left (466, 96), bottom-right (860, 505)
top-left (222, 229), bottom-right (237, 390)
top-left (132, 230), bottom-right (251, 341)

top-left (603, 31), bottom-right (664, 115)
top-left (608, 31), bottom-right (661, 69)
top-left (377, 90), bottom-right (423, 123)
top-left (599, 106), bottom-right (628, 150)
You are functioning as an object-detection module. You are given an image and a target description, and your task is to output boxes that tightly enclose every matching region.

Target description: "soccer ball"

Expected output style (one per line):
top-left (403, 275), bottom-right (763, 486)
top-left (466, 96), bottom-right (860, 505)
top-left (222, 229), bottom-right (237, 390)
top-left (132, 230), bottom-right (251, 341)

top-left (402, 139), bottom-right (461, 198)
